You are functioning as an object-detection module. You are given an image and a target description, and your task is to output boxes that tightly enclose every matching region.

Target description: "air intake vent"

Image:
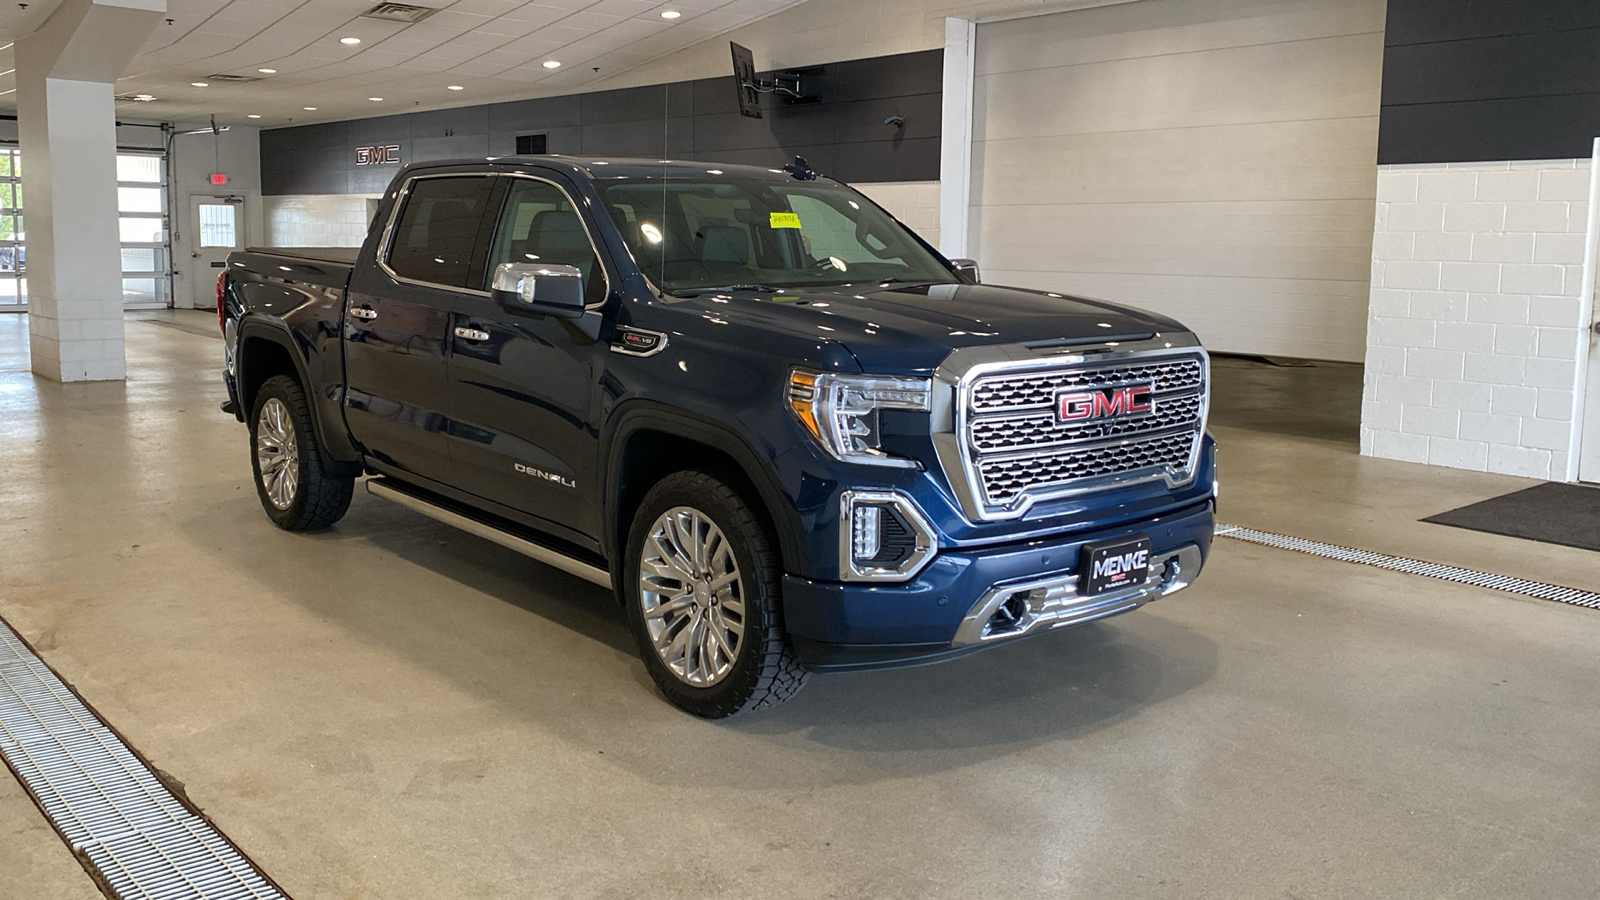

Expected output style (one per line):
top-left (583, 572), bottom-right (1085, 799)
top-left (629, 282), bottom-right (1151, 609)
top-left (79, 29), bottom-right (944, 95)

top-left (362, 2), bottom-right (439, 23)
top-left (205, 73), bottom-right (261, 83)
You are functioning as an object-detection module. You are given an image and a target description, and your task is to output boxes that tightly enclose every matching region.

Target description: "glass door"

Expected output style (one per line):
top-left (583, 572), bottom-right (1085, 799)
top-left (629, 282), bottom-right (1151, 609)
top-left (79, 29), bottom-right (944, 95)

top-left (190, 198), bottom-right (241, 310)
top-left (118, 153), bottom-right (168, 309)
top-left (0, 147), bottom-right (24, 311)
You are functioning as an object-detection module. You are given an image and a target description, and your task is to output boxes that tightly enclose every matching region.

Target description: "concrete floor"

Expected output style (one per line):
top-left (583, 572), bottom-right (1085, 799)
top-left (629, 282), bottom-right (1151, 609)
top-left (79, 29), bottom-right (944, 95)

top-left (2, 312), bottom-right (1599, 899)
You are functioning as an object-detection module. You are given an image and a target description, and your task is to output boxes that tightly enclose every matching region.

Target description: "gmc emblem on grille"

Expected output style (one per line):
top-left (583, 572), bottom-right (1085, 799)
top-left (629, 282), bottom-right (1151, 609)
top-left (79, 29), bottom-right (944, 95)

top-left (1057, 383), bottom-right (1156, 422)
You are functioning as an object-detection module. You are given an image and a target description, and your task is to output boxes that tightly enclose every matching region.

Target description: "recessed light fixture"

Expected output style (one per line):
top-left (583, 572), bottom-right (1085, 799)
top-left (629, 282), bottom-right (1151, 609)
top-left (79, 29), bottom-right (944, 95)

top-left (303, 106), bottom-right (318, 110)
top-left (661, 9), bottom-right (681, 18)
top-left (542, 60), bottom-right (561, 69)
top-left (339, 37), bottom-right (361, 45)
top-left (368, 97), bottom-right (384, 101)
top-left (447, 84), bottom-right (464, 90)
top-left (191, 81), bottom-right (209, 87)
top-left (257, 68), bottom-right (276, 74)
top-left (247, 114), bottom-right (261, 118)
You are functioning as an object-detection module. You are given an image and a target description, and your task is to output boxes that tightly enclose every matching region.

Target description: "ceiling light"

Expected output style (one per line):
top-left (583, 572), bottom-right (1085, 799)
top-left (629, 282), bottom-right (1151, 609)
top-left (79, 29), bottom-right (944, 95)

top-left (191, 82), bottom-right (209, 87)
top-left (132, 94), bottom-right (156, 102)
top-left (369, 97), bottom-right (384, 101)
top-left (247, 114), bottom-right (261, 118)
top-left (340, 37), bottom-right (362, 45)
top-left (542, 60), bottom-right (561, 69)
top-left (447, 84), bottom-right (464, 90)
top-left (303, 106), bottom-right (318, 111)
top-left (661, 9), bottom-right (681, 18)
top-left (257, 68), bottom-right (276, 74)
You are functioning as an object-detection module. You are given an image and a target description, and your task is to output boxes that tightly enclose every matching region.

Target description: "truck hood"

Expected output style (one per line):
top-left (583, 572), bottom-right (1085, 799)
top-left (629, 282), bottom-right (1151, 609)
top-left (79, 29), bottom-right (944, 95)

top-left (662, 282), bottom-right (1190, 374)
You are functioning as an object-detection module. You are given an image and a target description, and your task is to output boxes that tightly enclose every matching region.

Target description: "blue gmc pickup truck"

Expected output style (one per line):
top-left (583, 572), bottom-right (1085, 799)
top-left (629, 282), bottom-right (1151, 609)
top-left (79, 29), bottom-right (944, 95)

top-left (220, 156), bottom-right (1215, 717)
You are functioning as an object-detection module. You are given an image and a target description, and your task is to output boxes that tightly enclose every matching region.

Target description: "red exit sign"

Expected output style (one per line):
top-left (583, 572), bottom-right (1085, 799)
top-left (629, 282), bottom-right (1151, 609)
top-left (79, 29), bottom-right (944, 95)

top-left (355, 144), bottom-right (400, 165)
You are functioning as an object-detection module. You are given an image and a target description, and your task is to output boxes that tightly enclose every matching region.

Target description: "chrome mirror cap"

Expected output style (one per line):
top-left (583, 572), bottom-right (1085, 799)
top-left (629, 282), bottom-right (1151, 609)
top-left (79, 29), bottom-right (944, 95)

top-left (950, 258), bottom-right (980, 283)
top-left (491, 262), bottom-right (585, 314)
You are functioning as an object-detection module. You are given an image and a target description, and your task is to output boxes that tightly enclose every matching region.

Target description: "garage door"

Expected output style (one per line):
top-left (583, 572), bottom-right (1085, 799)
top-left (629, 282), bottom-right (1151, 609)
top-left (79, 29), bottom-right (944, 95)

top-left (968, 0), bottom-right (1385, 361)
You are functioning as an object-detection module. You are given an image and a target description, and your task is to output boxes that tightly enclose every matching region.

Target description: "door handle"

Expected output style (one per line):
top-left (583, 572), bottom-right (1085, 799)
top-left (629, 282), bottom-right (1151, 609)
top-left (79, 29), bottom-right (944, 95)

top-left (454, 326), bottom-right (490, 342)
top-left (350, 306), bottom-right (379, 321)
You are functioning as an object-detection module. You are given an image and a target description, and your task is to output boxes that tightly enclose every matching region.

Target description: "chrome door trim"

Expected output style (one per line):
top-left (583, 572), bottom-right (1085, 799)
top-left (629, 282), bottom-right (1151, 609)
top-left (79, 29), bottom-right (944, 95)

top-left (376, 171), bottom-right (498, 297)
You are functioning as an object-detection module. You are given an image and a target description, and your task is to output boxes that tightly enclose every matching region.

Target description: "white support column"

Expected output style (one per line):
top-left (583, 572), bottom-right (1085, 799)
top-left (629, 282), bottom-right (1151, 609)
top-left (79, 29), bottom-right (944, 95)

top-left (938, 17), bottom-right (976, 260)
top-left (1573, 138), bottom-right (1600, 483)
top-left (16, 0), bottom-right (164, 382)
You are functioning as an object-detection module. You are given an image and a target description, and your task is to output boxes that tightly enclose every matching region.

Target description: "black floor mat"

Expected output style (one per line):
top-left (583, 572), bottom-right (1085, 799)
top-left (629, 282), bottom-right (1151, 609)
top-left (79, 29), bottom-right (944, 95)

top-left (1423, 482), bottom-right (1600, 552)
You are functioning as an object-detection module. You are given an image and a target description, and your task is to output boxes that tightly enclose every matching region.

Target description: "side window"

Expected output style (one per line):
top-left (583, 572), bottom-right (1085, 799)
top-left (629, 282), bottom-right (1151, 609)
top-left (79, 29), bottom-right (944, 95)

top-left (386, 176), bottom-right (495, 289)
top-left (488, 178), bottom-right (606, 306)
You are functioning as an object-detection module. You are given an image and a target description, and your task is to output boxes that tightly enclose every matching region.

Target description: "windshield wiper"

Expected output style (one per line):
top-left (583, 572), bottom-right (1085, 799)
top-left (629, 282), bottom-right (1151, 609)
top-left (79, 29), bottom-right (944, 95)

top-left (669, 284), bottom-right (781, 297)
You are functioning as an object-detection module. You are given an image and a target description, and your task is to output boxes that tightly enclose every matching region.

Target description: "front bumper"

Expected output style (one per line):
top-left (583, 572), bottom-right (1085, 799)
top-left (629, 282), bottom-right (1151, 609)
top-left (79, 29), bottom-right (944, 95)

top-left (783, 499), bottom-right (1213, 671)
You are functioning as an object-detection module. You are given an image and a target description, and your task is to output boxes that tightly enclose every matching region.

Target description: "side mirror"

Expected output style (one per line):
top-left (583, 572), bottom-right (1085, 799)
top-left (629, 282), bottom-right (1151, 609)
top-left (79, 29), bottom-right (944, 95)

top-left (491, 262), bottom-right (586, 318)
top-left (950, 258), bottom-right (980, 284)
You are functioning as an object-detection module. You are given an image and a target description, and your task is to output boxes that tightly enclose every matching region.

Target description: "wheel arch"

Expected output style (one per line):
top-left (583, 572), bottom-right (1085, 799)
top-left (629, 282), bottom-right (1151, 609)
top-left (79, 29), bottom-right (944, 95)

top-left (602, 404), bottom-right (803, 578)
top-left (235, 316), bottom-right (361, 477)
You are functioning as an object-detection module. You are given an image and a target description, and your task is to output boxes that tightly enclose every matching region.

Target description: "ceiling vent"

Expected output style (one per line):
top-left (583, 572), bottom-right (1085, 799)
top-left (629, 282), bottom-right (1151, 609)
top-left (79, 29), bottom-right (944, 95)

top-left (361, 2), bottom-right (439, 23)
top-left (205, 73), bottom-right (261, 83)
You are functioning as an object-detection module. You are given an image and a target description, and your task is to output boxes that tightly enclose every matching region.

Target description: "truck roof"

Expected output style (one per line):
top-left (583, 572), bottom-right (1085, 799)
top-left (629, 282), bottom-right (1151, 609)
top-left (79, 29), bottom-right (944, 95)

top-left (411, 155), bottom-right (822, 183)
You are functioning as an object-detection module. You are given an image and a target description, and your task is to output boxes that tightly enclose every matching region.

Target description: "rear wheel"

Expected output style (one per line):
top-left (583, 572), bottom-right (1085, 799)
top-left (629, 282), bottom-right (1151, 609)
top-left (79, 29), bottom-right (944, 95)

top-left (623, 470), bottom-right (807, 717)
top-left (249, 375), bottom-right (354, 531)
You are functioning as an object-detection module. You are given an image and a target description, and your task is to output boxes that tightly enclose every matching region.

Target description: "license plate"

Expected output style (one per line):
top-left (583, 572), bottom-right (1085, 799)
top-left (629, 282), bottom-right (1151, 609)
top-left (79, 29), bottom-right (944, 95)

top-left (1081, 535), bottom-right (1152, 596)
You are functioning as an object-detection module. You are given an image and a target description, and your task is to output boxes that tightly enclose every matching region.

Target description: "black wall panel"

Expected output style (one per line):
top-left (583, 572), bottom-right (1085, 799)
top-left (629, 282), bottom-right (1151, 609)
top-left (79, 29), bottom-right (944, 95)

top-left (1380, 0), bottom-right (1600, 163)
top-left (262, 49), bottom-right (942, 195)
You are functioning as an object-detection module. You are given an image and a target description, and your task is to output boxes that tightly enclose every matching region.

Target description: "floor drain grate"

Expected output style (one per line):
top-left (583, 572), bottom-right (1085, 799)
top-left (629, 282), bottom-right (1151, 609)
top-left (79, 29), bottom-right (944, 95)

top-left (0, 619), bottom-right (289, 900)
top-left (1216, 523), bottom-right (1600, 610)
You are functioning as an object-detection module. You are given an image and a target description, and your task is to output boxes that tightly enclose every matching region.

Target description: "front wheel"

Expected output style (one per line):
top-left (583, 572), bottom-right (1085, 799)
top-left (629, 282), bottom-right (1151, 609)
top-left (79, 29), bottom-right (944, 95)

top-left (622, 470), bottom-right (807, 718)
top-left (249, 375), bottom-right (354, 531)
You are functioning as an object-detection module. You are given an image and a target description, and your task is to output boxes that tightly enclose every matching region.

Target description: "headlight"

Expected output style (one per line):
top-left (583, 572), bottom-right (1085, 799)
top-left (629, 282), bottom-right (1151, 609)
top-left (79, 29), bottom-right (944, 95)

top-left (787, 369), bottom-right (930, 468)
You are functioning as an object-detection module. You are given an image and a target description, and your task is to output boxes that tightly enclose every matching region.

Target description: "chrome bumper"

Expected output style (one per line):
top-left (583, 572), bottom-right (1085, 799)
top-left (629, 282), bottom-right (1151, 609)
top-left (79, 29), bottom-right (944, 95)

top-left (950, 544), bottom-right (1203, 647)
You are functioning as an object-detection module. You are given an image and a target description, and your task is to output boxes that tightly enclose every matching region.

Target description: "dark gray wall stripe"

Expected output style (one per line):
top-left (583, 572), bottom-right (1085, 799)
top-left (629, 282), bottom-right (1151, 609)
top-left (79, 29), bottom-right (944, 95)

top-left (262, 49), bottom-right (943, 195)
top-left (1379, 0), bottom-right (1600, 164)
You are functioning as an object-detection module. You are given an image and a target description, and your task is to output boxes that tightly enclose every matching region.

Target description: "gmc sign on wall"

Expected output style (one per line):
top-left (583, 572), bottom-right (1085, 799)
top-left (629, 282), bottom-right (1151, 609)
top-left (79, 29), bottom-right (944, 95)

top-left (355, 145), bottom-right (401, 165)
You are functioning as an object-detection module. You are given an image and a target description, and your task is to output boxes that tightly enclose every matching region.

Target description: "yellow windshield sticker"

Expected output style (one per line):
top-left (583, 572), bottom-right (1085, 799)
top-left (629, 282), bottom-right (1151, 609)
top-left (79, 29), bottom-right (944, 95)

top-left (770, 212), bottom-right (802, 229)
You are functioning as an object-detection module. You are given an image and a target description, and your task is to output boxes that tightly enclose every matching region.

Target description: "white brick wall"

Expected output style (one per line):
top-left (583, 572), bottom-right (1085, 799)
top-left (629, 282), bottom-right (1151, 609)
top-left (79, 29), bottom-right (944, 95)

top-left (264, 195), bottom-right (380, 247)
top-left (854, 181), bottom-right (940, 248)
top-left (1361, 159), bottom-right (1594, 480)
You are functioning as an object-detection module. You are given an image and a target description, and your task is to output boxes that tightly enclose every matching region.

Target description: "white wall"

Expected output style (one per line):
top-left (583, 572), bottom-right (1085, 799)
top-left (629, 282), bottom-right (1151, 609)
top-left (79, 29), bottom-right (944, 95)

top-left (965, 0), bottom-right (1384, 362)
top-left (856, 181), bottom-right (941, 248)
top-left (262, 181), bottom-right (940, 251)
top-left (171, 127), bottom-right (263, 308)
top-left (1361, 159), bottom-right (1594, 480)
top-left (264, 194), bottom-right (380, 248)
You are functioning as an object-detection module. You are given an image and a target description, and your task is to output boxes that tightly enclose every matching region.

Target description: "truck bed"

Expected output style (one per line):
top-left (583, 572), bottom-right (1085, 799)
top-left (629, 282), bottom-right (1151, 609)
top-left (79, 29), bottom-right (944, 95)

top-left (232, 247), bottom-right (357, 292)
top-left (250, 247), bottom-right (361, 265)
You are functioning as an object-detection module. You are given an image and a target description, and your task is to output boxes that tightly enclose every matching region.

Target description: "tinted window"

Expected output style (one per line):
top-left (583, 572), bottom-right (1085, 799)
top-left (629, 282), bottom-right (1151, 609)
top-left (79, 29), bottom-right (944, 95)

top-left (595, 178), bottom-right (954, 294)
top-left (487, 178), bottom-right (606, 306)
top-left (386, 176), bottom-right (494, 289)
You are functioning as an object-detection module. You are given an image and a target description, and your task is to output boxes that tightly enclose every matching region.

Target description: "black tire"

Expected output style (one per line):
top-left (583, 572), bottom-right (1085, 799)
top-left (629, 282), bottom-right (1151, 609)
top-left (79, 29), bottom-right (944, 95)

top-left (249, 374), bottom-right (354, 531)
top-left (622, 470), bottom-right (808, 718)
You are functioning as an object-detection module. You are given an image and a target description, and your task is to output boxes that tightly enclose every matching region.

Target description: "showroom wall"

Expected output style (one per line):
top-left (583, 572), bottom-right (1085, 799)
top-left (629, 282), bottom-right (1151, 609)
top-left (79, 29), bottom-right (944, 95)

top-left (965, 0), bottom-right (1385, 362)
top-left (171, 127), bottom-right (264, 309)
top-left (261, 49), bottom-right (942, 248)
top-left (261, 50), bottom-right (941, 192)
top-left (1362, 0), bottom-right (1600, 481)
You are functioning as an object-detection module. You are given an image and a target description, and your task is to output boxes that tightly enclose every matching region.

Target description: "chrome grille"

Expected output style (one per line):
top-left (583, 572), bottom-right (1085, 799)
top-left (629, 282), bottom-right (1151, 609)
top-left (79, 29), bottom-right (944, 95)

top-left (960, 351), bottom-right (1207, 514)
top-left (971, 358), bottom-right (1203, 411)
top-left (971, 393), bottom-right (1203, 452)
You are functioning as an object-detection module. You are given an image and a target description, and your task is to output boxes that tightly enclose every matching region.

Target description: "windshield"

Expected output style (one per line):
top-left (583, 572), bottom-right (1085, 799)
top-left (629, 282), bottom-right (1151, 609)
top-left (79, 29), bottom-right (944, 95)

top-left (595, 177), bottom-right (958, 294)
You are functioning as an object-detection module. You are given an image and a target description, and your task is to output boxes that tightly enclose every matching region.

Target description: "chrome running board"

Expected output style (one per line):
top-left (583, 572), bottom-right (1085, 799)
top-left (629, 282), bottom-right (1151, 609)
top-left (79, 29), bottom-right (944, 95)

top-left (366, 479), bottom-right (613, 588)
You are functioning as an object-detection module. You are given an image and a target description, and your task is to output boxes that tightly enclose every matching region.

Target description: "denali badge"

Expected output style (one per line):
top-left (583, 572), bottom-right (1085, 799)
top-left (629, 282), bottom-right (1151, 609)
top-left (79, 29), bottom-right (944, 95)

top-left (1057, 383), bottom-right (1155, 422)
top-left (514, 462), bottom-right (576, 489)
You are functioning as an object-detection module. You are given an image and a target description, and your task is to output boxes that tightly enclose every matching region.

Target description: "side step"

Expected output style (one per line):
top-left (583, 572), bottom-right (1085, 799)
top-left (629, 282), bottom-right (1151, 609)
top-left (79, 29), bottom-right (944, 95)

top-left (365, 478), bottom-right (613, 589)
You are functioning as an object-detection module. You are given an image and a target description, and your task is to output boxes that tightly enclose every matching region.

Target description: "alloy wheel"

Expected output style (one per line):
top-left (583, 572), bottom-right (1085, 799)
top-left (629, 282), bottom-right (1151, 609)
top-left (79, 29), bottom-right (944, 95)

top-left (255, 398), bottom-right (300, 510)
top-left (638, 506), bottom-right (746, 686)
